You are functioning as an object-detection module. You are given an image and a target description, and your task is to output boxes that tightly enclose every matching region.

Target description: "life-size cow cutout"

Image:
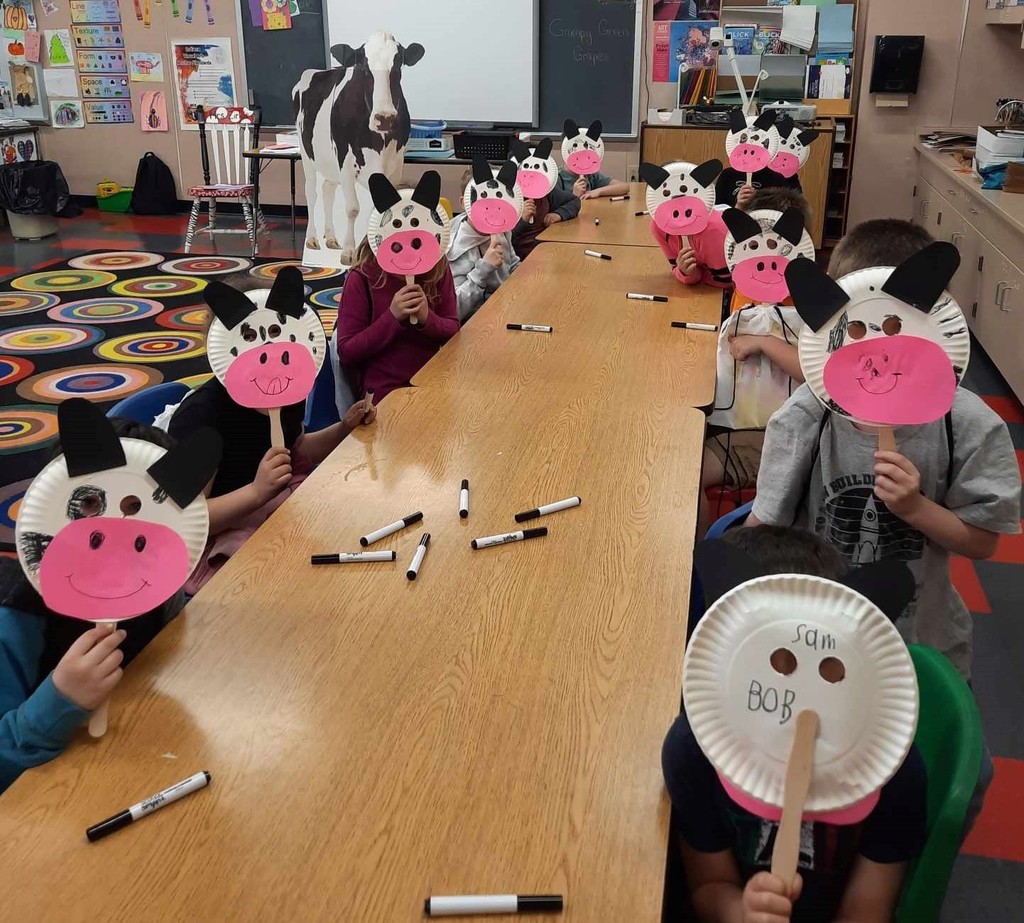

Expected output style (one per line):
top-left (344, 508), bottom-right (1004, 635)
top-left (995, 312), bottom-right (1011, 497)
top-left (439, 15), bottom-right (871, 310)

top-left (293, 31), bottom-right (424, 267)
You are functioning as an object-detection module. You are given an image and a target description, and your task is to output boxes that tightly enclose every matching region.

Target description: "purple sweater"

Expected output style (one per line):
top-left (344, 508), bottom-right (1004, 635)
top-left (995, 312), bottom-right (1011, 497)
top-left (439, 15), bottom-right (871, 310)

top-left (335, 259), bottom-right (459, 401)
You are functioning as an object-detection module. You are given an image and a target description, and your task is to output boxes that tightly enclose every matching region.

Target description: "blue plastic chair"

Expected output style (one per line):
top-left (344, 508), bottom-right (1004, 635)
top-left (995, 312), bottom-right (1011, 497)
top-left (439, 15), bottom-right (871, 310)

top-left (107, 382), bottom-right (190, 424)
top-left (304, 359), bottom-right (341, 432)
top-left (705, 500), bottom-right (753, 540)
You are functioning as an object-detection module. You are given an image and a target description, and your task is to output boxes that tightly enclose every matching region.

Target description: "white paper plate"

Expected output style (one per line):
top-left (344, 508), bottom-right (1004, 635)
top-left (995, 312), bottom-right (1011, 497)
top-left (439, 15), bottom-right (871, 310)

top-left (461, 166), bottom-right (525, 232)
top-left (724, 208), bottom-right (815, 270)
top-left (683, 573), bottom-right (918, 813)
top-left (367, 188), bottom-right (452, 263)
top-left (643, 161), bottom-right (716, 223)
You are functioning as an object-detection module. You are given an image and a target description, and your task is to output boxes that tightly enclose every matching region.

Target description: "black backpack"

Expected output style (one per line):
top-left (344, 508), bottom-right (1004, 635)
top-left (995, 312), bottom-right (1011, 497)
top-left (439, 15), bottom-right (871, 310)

top-left (129, 151), bottom-right (178, 215)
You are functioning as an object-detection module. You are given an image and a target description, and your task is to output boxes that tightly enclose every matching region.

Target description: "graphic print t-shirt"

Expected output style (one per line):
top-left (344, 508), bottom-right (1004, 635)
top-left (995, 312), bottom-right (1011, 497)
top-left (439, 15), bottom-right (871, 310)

top-left (753, 385), bottom-right (1021, 678)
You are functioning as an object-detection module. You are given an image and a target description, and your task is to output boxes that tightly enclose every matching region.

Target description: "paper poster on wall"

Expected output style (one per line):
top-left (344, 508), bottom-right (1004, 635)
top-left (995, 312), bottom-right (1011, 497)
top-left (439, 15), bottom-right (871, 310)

top-left (0, 130), bottom-right (36, 161)
top-left (24, 30), bottom-right (39, 62)
top-left (43, 66), bottom-right (77, 96)
top-left (652, 0), bottom-right (720, 21)
top-left (140, 88), bottom-right (167, 131)
top-left (84, 98), bottom-right (132, 122)
top-left (653, 20), bottom-right (716, 83)
top-left (5, 32), bottom-right (26, 60)
top-left (129, 50), bottom-right (162, 81)
top-left (69, 0), bottom-right (120, 23)
top-left (171, 39), bottom-right (235, 128)
top-left (45, 28), bottom-right (73, 65)
top-left (3, 0), bottom-right (37, 31)
top-left (80, 74), bottom-right (128, 97)
top-left (261, 0), bottom-right (291, 31)
top-left (50, 97), bottom-right (84, 127)
top-left (9, 62), bottom-right (46, 119)
top-left (75, 48), bottom-right (125, 72)
top-left (71, 24), bottom-right (124, 48)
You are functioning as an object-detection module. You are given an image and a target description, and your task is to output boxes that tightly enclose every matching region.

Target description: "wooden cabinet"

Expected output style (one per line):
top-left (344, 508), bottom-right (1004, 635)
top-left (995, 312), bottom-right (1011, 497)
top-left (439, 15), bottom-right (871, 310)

top-left (975, 237), bottom-right (1024, 399)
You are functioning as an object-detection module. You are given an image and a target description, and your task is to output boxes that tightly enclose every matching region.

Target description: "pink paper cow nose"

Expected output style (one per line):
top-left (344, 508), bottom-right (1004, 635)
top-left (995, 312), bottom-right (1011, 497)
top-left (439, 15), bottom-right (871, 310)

top-left (732, 145), bottom-right (772, 172)
top-left (654, 195), bottom-right (709, 236)
top-left (517, 170), bottom-right (552, 199)
top-left (376, 229), bottom-right (441, 277)
top-left (224, 340), bottom-right (318, 409)
top-left (732, 256), bottom-right (792, 303)
top-left (771, 151), bottom-right (801, 178)
top-left (566, 150), bottom-right (601, 175)
top-left (470, 198), bottom-right (519, 234)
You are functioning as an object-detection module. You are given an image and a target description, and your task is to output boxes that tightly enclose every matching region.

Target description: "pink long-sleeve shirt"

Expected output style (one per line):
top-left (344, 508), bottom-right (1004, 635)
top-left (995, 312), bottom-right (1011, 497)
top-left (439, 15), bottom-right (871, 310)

top-left (651, 208), bottom-right (733, 289)
top-left (335, 259), bottom-right (459, 401)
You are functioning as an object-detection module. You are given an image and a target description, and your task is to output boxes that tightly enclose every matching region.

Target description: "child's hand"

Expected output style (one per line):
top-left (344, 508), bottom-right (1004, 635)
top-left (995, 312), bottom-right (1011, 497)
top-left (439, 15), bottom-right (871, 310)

top-left (522, 200), bottom-right (537, 223)
top-left (737, 184), bottom-right (756, 208)
top-left (581, 188), bottom-right (599, 200)
top-left (543, 212), bottom-right (562, 227)
top-left (483, 236), bottom-right (505, 268)
top-left (409, 284), bottom-right (430, 325)
top-left (53, 623), bottom-right (126, 711)
top-left (874, 450), bottom-right (923, 518)
top-left (254, 446), bottom-right (292, 504)
top-left (389, 284), bottom-right (422, 322)
top-left (572, 176), bottom-right (588, 198)
top-left (729, 335), bottom-right (764, 361)
top-left (742, 872), bottom-right (801, 923)
top-left (343, 400), bottom-right (376, 429)
top-left (676, 246), bottom-right (698, 277)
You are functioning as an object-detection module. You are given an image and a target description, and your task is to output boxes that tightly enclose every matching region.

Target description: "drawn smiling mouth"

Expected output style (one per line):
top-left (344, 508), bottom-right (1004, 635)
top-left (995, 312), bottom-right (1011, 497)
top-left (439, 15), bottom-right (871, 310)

top-left (393, 255), bottom-right (423, 272)
top-left (857, 372), bottom-right (901, 395)
top-left (67, 574), bottom-right (150, 600)
top-left (483, 215), bottom-right (507, 228)
top-left (751, 273), bottom-right (783, 284)
top-left (251, 376), bottom-right (293, 396)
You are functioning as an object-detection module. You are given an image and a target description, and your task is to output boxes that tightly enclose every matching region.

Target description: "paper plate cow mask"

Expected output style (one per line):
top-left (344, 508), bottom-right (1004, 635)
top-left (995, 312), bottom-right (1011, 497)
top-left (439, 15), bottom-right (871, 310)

top-left (462, 157), bottom-right (524, 235)
top-left (723, 207), bottom-right (815, 304)
top-left (561, 119), bottom-right (604, 176)
top-left (787, 242), bottom-right (968, 427)
top-left (509, 137), bottom-right (559, 200)
top-left (771, 116), bottom-right (819, 179)
top-left (204, 266), bottom-right (326, 411)
top-left (725, 109), bottom-right (780, 176)
top-left (367, 170), bottom-right (451, 278)
top-left (684, 540), bottom-right (918, 825)
top-left (640, 159), bottom-right (723, 237)
top-left (15, 399), bottom-right (221, 621)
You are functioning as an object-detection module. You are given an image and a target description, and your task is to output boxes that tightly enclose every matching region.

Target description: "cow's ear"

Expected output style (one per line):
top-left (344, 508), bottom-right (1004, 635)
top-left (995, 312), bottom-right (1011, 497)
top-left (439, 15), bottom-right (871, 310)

top-left (690, 158), bottom-right (723, 188)
top-left (881, 241), bottom-right (961, 313)
top-left (586, 119), bottom-right (602, 141)
top-left (534, 137), bottom-right (553, 159)
top-left (411, 170), bottom-right (441, 211)
top-left (841, 560), bottom-right (915, 624)
top-left (693, 539), bottom-right (767, 609)
top-left (368, 172), bottom-right (402, 213)
top-left (330, 44), bottom-right (358, 68)
top-left (639, 161), bottom-right (669, 189)
top-left (496, 160), bottom-right (518, 192)
top-left (509, 137), bottom-right (529, 163)
top-left (562, 118), bottom-right (579, 139)
top-left (401, 43), bottom-right (425, 67)
top-left (776, 115), bottom-right (795, 139)
top-left (753, 110), bottom-right (776, 131)
top-left (58, 398), bottom-right (126, 478)
top-left (204, 279), bottom-right (255, 331)
top-left (786, 258), bottom-right (850, 332)
top-left (471, 155), bottom-right (492, 186)
top-left (266, 265), bottom-right (305, 319)
top-left (773, 207), bottom-right (805, 246)
top-left (797, 129), bottom-right (819, 147)
top-left (728, 108), bottom-right (747, 133)
top-left (722, 207), bottom-right (763, 244)
top-left (148, 428), bottom-right (223, 509)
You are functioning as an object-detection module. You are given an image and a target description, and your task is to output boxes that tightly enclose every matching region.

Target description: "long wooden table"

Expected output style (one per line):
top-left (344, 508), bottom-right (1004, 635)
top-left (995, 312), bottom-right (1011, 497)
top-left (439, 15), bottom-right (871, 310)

top-left (539, 182), bottom-right (656, 248)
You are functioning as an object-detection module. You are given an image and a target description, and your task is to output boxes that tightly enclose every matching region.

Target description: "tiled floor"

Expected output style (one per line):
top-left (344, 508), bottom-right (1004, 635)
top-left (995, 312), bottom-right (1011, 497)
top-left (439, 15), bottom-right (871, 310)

top-left (1, 209), bottom-right (1021, 918)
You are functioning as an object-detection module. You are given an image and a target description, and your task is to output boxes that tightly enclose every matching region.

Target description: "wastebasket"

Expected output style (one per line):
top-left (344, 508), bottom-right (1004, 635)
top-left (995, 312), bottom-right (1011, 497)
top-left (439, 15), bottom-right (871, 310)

top-left (0, 160), bottom-right (80, 240)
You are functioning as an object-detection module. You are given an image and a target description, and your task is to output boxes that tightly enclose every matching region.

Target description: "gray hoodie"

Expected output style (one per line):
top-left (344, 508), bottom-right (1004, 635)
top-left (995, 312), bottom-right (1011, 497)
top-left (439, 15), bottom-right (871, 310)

top-left (447, 213), bottom-right (520, 322)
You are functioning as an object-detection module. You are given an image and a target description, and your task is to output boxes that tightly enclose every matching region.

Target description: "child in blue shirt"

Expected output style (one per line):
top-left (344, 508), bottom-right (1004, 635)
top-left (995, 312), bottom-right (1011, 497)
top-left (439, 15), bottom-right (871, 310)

top-left (555, 167), bottom-right (630, 201)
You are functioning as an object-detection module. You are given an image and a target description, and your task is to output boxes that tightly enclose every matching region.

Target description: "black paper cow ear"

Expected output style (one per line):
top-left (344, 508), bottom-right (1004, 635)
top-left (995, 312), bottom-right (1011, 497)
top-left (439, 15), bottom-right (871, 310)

top-left (797, 129), bottom-right (820, 147)
top-left (776, 115), bottom-right (795, 140)
top-left (773, 207), bottom-right (805, 246)
top-left (722, 207), bottom-right (763, 244)
top-left (496, 160), bottom-right (518, 192)
top-left (204, 279), bottom-right (256, 331)
top-left (401, 43), bottom-right (425, 67)
top-left (841, 559), bottom-right (916, 624)
top-left (509, 137), bottom-right (530, 163)
top-left (586, 120), bottom-right (603, 141)
top-left (58, 398), bottom-right (126, 478)
top-left (266, 265), bottom-right (305, 319)
top-left (471, 155), bottom-right (492, 186)
top-left (728, 108), bottom-right (747, 133)
top-left (148, 428), bottom-right (223, 509)
top-left (330, 44), bottom-right (359, 68)
top-left (753, 110), bottom-right (776, 131)
top-left (411, 170), bottom-right (441, 211)
top-left (690, 158), bottom-right (723, 188)
top-left (563, 118), bottom-right (579, 139)
top-left (368, 172), bottom-right (402, 213)
top-left (785, 258), bottom-right (850, 332)
top-left (534, 137), bottom-right (553, 159)
top-left (694, 539), bottom-right (767, 609)
top-left (639, 161), bottom-right (670, 189)
top-left (881, 241), bottom-right (961, 313)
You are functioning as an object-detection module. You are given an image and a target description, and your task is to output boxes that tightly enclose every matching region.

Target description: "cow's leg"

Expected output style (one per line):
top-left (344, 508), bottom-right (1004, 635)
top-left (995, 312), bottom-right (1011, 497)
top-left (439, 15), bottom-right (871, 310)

top-left (304, 161), bottom-right (320, 250)
top-left (337, 164), bottom-right (359, 263)
top-left (322, 180), bottom-right (341, 251)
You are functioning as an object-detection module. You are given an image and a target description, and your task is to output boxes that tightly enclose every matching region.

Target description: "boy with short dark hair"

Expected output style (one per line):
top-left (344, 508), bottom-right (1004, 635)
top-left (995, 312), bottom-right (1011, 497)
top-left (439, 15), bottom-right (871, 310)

top-left (827, 218), bottom-right (934, 280)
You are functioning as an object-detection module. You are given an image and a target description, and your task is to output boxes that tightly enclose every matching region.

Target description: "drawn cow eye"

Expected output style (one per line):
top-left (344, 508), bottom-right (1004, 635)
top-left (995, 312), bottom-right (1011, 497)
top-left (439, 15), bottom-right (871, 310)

top-left (739, 132), bottom-right (748, 143)
top-left (480, 190), bottom-right (489, 198)
top-left (392, 219), bottom-right (401, 229)
top-left (748, 240), bottom-right (759, 251)
top-left (662, 189), bottom-right (671, 197)
top-left (766, 239), bottom-right (778, 250)
top-left (68, 485), bottom-right (106, 519)
top-left (241, 325), bottom-right (257, 343)
top-left (882, 316), bottom-right (902, 336)
top-left (411, 217), bottom-right (420, 228)
top-left (495, 189), bottom-right (503, 198)
top-left (847, 320), bottom-right (868, 340)
top-left (268, 324), bottom-right (281, 338)
top-left (119, 495), bottom-right (141, 516)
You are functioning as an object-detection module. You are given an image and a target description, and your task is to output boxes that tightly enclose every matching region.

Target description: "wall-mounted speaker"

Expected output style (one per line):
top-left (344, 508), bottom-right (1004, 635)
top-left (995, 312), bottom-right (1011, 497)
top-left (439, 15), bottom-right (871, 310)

top-left (870, 35), bottom-right (925, 95)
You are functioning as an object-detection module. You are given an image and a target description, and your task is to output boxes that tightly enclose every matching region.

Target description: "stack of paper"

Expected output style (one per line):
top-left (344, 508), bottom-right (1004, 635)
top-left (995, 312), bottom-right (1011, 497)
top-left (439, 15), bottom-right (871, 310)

top-left (780, 6), bottom-right (817, 51)
top-left (817, 5), bottom-right (854, 57)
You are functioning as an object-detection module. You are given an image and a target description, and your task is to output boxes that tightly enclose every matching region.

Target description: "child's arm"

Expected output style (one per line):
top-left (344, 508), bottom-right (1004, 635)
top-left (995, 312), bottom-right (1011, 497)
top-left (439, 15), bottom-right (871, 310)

top-left (729, 335), bottom-right (805, 382)
top-left (649, 223), bottom-right (701, 285)
top-left (832, 858), bottom-right (907, 923)
top-left (206, 447), bottom-right (292, 534)
top-left (452, 240), bottom-right (504, 319)
top-left (414, 271), bottom-right (460, 342)
top-left (293, 402), bottom-right (376, 466)
top-left (546, 184), bottom-right (581, 224)
top-left (683, 844), bottom-right (800, 923)
top-left (582, 174), bottom-right (630, 199)
top-left (335, 273), bottom-right (410, 367)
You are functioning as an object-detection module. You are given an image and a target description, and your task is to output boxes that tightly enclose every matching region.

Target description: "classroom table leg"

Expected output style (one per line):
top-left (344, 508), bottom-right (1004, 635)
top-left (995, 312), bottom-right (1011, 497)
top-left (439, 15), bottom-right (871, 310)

top-left (290, 158), bottom-right (296, 241)
top-left (251, 155), bottom-right (262, 242)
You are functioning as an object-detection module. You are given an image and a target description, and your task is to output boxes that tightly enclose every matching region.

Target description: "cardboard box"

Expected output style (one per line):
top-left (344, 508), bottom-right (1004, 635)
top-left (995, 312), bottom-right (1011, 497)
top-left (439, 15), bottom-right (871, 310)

top-left (647, 108), bottom-right (684, 127)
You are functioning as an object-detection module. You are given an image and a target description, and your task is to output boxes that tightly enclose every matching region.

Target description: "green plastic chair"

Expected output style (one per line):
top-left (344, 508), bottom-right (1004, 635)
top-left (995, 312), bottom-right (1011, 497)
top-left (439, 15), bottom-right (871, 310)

top-left (895, 645), bottom-right (983, 923)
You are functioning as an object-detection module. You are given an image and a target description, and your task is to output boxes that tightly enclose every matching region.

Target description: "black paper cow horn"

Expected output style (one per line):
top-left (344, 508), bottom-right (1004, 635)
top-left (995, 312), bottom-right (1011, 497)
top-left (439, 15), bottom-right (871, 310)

top-left (693, 540), bottom-right (767, 608)
top-left (639, 162), bottom-right (669, 189)
top-left (785, 258), bottom-right (850, 332)
top-left (472, 155), bottom-right (492, 186)
top-left (753, 110), bottom-right (776, 131)
top-left (534, 137), bottom-right (553, 159)
top-left (722, 207), bottom-right (763, 244)
top-left (411, 170), bottom-right (441, 211)
top-left (148, 428), bottom-right (223, 508)
top-left (728, 108), bottom-right (747, 133)
top-left (776, 115), bottom-right (795, 140)
top-left (509, 137), bottom-right (530, 163)
top-left (329, 44), bottom-right (360, 68)
top-left (58, 398), bottom-right (126, 478)
top-left (400, 43), bottom-right (425, 67)
top-left (797, 129), bottom-right (820, 147)
top-left (368, 173), bottom-right (403, 213)
top-left (204, 279), bottom-right (256, 331)
top-left (690, 158), bottom-right (724, 188)
top-left (266, 265), bottom-right (305, 319)
top-left (586, 120), bottom-right (603, 141)
top-left (563, 118), bottom-right (579, 139)
top-left (881, 241), bottom-right (961, 313)
top-left (496, 160), bottom-right (518, 192)
top-left (773, 207), bottom-right (805, 247)
top-left (841, 559), bottom-right (916, 624)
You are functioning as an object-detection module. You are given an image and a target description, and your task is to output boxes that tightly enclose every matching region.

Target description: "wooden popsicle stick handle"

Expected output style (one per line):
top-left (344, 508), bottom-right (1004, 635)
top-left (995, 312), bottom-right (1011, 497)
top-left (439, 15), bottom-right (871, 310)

top-left (88, 621), bottom-right (116, 738)
top-left (771, 709), bottom-right (819, 885)
top-left (746, 171), bottom-right (753, 186)
top-left (405, 274), bottom-right (418, 326)
top-left (877, 427), bottom-right (896, 453)
top-left (680, 234), bottom-right (690, 250)
top-left (269, 407), bottom-right (285, 449)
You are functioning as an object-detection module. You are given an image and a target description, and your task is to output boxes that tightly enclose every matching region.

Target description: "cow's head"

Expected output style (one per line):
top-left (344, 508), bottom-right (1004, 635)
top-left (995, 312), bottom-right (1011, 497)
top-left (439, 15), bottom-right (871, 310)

top-left (723, 207), bottom-right (814, 304)
top-left (509, 137), bottom-right (559, 200)
top-left (788, 242), bottom-right (969, 426)
top-left (367, 170), bottom-right (451, 276)
top-left (463, 157), bottom-right (524, 235)
top-left (725, 109), bottom-right (780, 175)
top-left (640, 159), bottom-right (722, 237)
top-left (330, 31), bottom-right (425, 134)
top-left (770, 116), bottom-right (819, 179)
top-left (561, 119), bottom-right (604, 176)
top-left (15, 399), bottom-right (221, 621)
top-left (204, 267), bottom-right (327, 409)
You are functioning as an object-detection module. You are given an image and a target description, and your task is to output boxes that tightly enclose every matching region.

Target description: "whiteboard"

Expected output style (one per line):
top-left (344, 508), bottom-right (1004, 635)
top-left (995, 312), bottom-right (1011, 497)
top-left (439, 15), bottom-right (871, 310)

top-left (325, 0), bottom-right (538, 124)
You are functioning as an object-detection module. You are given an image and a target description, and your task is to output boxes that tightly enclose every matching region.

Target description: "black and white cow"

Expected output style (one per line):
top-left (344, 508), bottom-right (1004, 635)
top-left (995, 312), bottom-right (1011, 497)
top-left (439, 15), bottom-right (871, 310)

top-left (640, 159), bottom-right (722, 237)
top-left (771, 116), bottom-right (819, 179)
top-left (462, 157), bottom-right (524, 235)
top-left (561, 119), bottom-right (604, 176)
top-left (509, 137), bottom-right (559, 200)
top-left (366, 171), bottom-right (451, 278)
top-left (293, 31), bottom-right (424, 261)
top-left (722, 207), bottom-right (815, 304)
top-left (725, 109), bottom-right (780, 175)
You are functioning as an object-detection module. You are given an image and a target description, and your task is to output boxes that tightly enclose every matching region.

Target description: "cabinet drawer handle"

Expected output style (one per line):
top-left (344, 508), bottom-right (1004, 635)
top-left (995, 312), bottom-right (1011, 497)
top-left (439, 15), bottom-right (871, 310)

top-left (946, 188), bottom-right (956, 196)
top-left (996, 281), bottom-right (1011, 310)
top-left (969, 206), bottom-right (980, 215)
top-left (950, 232), bottom-right (963, 246)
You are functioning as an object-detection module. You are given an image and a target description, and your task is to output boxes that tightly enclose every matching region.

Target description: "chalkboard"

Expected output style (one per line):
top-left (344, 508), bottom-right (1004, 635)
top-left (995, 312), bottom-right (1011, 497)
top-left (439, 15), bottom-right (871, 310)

top-left (238, 0), bottom-right (327, 127)
top-left (538, 0), bottom-right (642, 137)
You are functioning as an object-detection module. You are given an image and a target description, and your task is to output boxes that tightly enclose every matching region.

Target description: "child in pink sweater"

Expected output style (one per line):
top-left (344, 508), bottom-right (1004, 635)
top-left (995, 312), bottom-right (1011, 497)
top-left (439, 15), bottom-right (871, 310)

top-left (335, 239), bottom-right (459, 401)
top-left (651, 208), bottom-right (732, 289)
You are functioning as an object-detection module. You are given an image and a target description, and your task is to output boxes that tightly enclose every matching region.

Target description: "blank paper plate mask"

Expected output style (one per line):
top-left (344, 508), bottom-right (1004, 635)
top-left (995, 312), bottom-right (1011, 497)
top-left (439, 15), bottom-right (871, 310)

top-left (509, 137), bottom-right (558, 200)
top-left (640, 159), bottom-right (722, 237)
top-left (367, 170), bottom-right (451, 277)
top-left (15, 399), bottom-right (221, 621)
top-left (723, 207), bottom-right (815, 304)
top-left (205, 266), bottom-right (326, 410)
top-left (725, 109), bottom-right (780, 175)
top-left (771, 116), bottom-right (819, 179)
top-left (462, 157), bottom-right (524, 235)
top-left (684, 540), bottom-right (918, 822)
top-left (561, 119), bottom-right (604, 176)
top-left (787, 242), bottom-right (968, 426)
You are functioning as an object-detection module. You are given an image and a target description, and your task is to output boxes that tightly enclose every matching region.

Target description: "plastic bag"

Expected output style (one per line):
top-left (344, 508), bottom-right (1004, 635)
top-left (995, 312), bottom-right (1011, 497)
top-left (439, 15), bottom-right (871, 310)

top-left (0, 160), bottom-right (79, 216)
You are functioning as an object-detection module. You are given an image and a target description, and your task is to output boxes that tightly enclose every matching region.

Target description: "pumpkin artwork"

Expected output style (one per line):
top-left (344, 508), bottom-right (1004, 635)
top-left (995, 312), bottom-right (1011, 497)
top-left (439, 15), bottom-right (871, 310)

top-left (3, 5), bottom-right (28, 31)
top-left (7, 41), bottom-right (24, 56)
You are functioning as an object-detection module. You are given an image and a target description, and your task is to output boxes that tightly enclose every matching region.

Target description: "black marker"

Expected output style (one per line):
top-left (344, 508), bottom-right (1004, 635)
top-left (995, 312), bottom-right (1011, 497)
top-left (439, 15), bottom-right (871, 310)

top-left (86, 771), bottom-right (210, 842)
top-left (425, 894), bottom-right (563, 916)
top-left (627, 293), bottom-right (669, 303)
top-left (634, 210), bottom-right (647, 217)
top-left (360, 511), bottom-right (423, 546)
top-left (471, 527), bottom-right (547, 550)
top-left (609, 194), bottom-right (630, 201)
top-left (593, 218), bottom-right (601, 226)
top-left (584, 249), bottom-right (612, 261)
top-left (514, 496), bottom-right (581, 523)
top-left (311, 551), bottom-right (396, 564)
top-left (406, 533), bottom-right (430, 580)
top-left (507, 323), bottom-right (553, 333)
top-left (671, 321), bottom-right (718, 331)
top-left (459, 479), bottom-right (470, 519)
